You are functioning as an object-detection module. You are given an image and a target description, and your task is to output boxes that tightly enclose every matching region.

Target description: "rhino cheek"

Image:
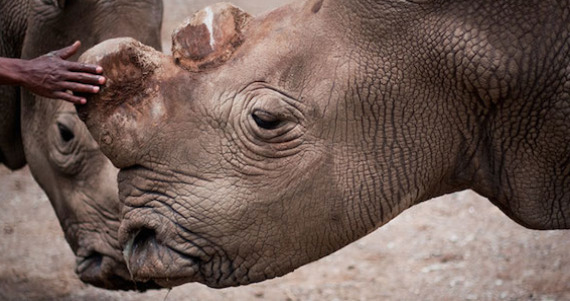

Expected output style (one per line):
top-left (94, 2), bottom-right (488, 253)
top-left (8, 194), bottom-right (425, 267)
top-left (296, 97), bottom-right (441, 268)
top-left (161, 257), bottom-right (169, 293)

top-left (109, 144), bottom-right (353, 288)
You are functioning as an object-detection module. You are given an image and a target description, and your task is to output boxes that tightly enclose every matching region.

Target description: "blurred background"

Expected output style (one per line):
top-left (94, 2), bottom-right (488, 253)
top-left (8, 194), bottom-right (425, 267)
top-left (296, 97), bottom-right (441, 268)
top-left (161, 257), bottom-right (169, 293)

top-left (1, 1), bottom-right (569, 300)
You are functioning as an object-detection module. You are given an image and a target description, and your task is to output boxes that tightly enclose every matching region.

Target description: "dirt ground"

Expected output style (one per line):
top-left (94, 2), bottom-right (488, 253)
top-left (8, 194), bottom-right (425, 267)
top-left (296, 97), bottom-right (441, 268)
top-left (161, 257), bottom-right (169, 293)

top-left (1, 1), bottom-right (570, 300)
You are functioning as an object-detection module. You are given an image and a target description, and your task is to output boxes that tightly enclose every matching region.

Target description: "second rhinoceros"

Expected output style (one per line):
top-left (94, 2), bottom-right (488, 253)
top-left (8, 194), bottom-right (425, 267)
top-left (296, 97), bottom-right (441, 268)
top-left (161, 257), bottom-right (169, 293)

top-left (1, 0), bottom-right (163, 290)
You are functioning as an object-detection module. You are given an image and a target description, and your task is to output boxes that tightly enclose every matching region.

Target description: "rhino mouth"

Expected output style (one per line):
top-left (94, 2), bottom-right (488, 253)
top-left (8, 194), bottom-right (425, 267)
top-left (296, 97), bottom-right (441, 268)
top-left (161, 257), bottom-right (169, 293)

top-left (76, 250), bottom-right (162, 291)
top-left (116, 165), bottom-right (230, 287)
top-left (120, 216), bottom-right (204, 287)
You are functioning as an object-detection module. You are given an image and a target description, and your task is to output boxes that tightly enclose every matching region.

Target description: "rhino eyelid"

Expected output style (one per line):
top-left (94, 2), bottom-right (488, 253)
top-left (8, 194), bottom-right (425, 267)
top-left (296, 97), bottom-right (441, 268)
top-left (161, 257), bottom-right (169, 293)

top-left (57, 122), bottom-right (75, 142)
top-left (251, 110), bottom-right (284, 130)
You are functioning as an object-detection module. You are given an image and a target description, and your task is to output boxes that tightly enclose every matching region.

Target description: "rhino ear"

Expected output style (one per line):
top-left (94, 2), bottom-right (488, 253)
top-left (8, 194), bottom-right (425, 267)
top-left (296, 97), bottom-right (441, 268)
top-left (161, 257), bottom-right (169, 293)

top-left (172, 3), bottom-right (252, 72)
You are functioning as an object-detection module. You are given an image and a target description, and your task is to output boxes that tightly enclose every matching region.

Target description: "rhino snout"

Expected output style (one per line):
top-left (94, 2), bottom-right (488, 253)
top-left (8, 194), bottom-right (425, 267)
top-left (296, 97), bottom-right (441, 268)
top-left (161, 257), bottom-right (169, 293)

top-left (119, 221), bottom-right (202, 288)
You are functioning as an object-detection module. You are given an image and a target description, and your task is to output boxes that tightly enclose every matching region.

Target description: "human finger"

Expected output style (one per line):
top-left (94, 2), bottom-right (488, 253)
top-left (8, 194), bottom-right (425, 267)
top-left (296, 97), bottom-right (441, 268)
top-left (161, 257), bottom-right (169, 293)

top-left (66, 61), bottom-right (103, 74)
top-left (59, 82), bottom-right (100, 94)
top-left (55, 41), bottom-right (81, 60)
top-left (64, 72), bottom-right (106, 85)
top-left (52, 91), bottom-right (87, 105)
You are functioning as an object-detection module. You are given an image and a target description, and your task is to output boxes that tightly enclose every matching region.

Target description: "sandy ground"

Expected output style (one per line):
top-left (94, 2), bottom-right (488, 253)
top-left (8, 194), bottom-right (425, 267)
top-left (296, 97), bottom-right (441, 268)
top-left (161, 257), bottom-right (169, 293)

top-left (1, 0), bottom-right (570, 300)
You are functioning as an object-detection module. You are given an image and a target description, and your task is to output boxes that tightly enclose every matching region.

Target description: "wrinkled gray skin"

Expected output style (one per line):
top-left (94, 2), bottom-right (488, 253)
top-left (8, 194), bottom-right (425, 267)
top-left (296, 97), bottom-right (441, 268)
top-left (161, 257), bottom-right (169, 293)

top-left (3, 0), bottom-right (163, 290)
top-left (0, 0), bottom-right (29, 169)
top-left (78, 0), bottom-right (570, 289)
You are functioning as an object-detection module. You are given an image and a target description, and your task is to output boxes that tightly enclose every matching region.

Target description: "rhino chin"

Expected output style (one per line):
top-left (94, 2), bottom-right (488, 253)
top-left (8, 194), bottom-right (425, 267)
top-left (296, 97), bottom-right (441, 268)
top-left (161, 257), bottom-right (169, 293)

top-left (76, 252), bottom-right (162, 291)
top-left (153, 277), bottom-right (195, 288)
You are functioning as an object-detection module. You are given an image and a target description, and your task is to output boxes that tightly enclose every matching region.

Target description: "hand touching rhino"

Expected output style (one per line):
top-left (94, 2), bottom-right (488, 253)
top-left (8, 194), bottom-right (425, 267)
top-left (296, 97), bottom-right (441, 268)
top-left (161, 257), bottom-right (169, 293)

top-left (1, 41), bottom-right (106, 104)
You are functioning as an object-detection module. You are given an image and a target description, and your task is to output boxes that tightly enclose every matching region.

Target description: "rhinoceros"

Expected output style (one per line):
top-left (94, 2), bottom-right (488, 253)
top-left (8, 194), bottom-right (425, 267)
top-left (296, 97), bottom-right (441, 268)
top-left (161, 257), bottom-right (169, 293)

top-left (77, 0), bottom-right (570, 288)
top-left (1, 0), bottom-right (163, 290)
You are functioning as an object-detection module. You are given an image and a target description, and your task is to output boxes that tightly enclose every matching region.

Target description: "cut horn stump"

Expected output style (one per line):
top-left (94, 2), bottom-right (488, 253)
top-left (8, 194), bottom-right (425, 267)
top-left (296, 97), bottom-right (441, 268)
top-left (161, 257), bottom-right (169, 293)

top-left (172, 3), bottom-right (252, 72)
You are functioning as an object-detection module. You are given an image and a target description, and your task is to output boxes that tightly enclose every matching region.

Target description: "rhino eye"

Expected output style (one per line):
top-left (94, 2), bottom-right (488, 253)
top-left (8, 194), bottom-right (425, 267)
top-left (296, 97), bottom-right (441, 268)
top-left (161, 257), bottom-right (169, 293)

top-left (252, 110), bottom-right (282, 130)
top-left (57, 122), bottom-right (75, 142)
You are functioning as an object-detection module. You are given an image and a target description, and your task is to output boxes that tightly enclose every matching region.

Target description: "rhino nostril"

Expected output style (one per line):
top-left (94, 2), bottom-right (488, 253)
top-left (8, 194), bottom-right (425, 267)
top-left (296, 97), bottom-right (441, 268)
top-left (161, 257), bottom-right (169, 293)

top-left (123, 227), bottom-right (158, 274)
top-left (133, 227), bottom-right (157, 250)
top-left (86, 251), bottom-right (103, 265)
top-left (77, 251), bottom-right (104, 274)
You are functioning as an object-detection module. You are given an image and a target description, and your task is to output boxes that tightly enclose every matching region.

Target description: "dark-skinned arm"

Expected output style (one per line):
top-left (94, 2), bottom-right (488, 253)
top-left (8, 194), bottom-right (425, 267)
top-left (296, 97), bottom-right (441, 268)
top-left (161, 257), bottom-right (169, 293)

top-left (0, 41), bottom-right (106, 104)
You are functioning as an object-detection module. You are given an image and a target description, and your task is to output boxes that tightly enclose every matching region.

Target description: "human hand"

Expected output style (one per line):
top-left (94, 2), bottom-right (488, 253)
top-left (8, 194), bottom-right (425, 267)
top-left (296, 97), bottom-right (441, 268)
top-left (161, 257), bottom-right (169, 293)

top-left (20, 41), bottom-right (106, 104)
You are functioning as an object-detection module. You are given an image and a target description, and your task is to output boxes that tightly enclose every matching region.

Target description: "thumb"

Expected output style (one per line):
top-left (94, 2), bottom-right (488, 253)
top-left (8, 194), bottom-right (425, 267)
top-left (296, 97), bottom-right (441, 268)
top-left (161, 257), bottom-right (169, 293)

top-left (56, 41), bottom-right (81, 59)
